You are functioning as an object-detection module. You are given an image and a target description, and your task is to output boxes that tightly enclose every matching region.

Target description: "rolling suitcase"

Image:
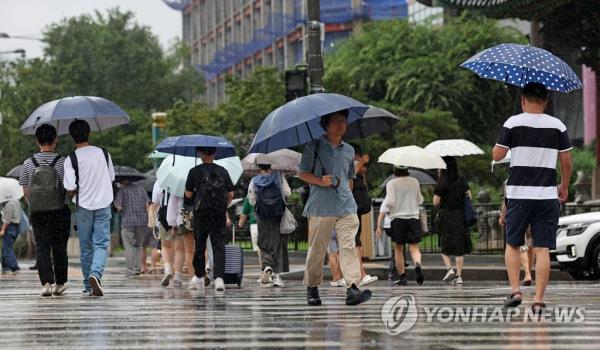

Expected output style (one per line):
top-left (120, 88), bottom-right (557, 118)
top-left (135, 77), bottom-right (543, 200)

top-left (224, 245), bottom-right (244, 287)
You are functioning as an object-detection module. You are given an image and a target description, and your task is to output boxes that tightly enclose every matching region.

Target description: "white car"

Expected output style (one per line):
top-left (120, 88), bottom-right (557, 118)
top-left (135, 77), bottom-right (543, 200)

top-left (552, 211), bottom-right (600, 280)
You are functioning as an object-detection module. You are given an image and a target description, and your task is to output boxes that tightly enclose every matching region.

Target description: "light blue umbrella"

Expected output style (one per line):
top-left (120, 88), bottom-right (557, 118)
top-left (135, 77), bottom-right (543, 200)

top-left (20, 96), bottom-right (130, 135)
top-left (148, 150), bottom-right (170, 159)
top-left (155, 135), bottom-right (236, 160)
top-left (248, 93), bottom-right (369, 154)
top-left (156, 155), bottom-right (243, 197)
top-left (461, 43), bottom-right (582, 93)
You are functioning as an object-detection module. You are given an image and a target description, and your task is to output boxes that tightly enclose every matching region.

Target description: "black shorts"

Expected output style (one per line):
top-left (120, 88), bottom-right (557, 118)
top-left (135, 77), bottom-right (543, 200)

top-left (388, 218), bottom-right (422, 245)
top-left (505, 199), bottom-right (559, 249)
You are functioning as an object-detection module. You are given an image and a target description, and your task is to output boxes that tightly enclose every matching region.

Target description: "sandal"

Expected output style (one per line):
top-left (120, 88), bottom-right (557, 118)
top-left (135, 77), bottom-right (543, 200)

top-left (531, 302), bottom-right (546, 315)
top-left (522, 279), bottom-right (532, 286)
top-left (503, 290), bottom-right (523, 308)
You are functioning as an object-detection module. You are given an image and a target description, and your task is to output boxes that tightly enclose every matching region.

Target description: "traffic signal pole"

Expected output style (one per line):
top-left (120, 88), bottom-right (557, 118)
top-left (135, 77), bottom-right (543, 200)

top-left (306, 0), bottom-right (324, 94)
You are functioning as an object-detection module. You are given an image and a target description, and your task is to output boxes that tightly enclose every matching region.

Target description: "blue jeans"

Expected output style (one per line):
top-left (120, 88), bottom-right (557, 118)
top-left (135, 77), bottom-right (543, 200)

top-left (1, 224), bottom-right (20, 272)
top-left (76, 207), bottom-right (111, 291)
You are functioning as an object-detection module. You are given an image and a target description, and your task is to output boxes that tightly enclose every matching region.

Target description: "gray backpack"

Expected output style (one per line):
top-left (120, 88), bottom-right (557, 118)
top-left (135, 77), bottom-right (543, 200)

top-left (29, 155), bottom-right (65, 213)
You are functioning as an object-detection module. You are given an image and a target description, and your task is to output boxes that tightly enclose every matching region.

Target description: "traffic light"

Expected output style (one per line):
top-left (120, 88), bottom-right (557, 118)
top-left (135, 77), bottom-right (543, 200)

top-left (285, 68), bottom-right (308, 102)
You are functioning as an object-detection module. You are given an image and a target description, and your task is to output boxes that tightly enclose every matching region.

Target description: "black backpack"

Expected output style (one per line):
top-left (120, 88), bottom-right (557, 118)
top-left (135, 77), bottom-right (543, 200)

top-left (29, 155), bottom-right (65, 213)
top-left (193, 167), bottom-right (228, 215)
top-left (158, 190), bottom-right (171, 230)
top-left (69, 147), bottom-right (109, 208)
top-left (353, 173), bottom-right (372, 215)
top-left (255, 175), bottom-right (285, 221)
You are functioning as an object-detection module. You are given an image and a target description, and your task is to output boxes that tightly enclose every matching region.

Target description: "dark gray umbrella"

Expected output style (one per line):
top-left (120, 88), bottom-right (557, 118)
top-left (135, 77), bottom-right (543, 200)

top-left (6, 165), bottom-right (22, 179)
top-left (380, 170), bottom-right (438, 188)
top-left (114, 166), bottom-right (146, 182)
top-left (344, 106), bottom-right (401, 140)
top-left (135, 170), bottom-right (156, 194)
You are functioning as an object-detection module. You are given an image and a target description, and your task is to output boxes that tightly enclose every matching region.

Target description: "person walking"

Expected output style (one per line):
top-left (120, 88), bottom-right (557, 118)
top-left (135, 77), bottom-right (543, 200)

top-left (185, 147), bottom-right (234, 292)
top-left (19, 124), bottom-right (71, 296)
top-left (1, 199), bottom-right (22, 275)
top-left (63, 120), bottom-right (115, 297)
top-left (492, 82), bottom-right (572, 314)
top-left (348, 143), bottom-right (378, 287)
top-left (298, 110), bottom-right (372, 306)
top-left (382, 166), bottom-right (425, 286)
top-left (248, 155), bottom-right (291, 288)
top-left (433, 156), bottom-right (471, 285)
top-left (238, 196), bottom-right (260, 265)
top-left (114, 179), bottom-right (150, 278)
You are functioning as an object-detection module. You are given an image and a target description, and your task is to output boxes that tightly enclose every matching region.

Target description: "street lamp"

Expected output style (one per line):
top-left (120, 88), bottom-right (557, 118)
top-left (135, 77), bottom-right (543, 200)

top-left (0, 32), bottom-right (43, 41)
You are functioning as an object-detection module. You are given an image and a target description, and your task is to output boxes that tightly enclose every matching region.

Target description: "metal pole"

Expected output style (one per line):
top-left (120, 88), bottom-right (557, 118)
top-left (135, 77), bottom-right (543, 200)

top-left (306, 0), bottom-right (324, 94)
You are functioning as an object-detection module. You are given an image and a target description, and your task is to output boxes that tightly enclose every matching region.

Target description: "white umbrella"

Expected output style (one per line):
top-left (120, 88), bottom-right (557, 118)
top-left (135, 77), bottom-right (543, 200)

top-left (425, 139), bottom-right (484, 157)
top-left (156, 155), bottom-right (243, 197)
top-left (491, 150), bottom-right (511, 172)
top-left (242, 149), bottom-right (302, 173)
top-left (378, 146), bottom-right (447, 170)
top-left (0, 177), bottom-right (24, 202)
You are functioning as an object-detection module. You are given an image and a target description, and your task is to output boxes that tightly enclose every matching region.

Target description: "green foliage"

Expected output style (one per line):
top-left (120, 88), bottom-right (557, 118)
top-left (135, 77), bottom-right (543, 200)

top-left (0, 8), bottom-right (202, 174)
top-left (324, 15), bottom-right (527, 144)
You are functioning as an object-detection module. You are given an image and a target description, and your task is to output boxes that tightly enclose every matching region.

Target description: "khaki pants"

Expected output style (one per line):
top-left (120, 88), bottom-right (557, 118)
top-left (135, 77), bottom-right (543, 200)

top-left (304, 214), bottom-right (361, 287)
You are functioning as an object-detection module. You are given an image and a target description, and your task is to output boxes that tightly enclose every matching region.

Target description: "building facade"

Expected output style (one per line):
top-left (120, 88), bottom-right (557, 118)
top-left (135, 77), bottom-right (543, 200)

top-left (165, 0), bottom-right (413, 105)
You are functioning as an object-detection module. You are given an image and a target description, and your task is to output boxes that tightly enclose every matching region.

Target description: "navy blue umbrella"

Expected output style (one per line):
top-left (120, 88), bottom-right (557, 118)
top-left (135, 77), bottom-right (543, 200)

top-left (21, 96), bottom-right (130, 135)
top-left (461, 43), bottom-right (582, 93)
top-left (248, 93), bottom-right (369, 154)
top-left (155, 135), bottom-right (236, 160)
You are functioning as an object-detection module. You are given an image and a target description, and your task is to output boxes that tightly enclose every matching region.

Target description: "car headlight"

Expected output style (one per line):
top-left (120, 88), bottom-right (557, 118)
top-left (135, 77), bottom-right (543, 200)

top-left (565, 223), bottom-right (590, 236)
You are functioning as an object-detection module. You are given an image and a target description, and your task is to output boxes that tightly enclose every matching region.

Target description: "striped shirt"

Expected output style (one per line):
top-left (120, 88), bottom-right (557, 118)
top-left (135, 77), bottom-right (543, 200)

top-left (19, 152), bottom-right (65, 188)
top-left (496, 113), bottom-right (572, 200)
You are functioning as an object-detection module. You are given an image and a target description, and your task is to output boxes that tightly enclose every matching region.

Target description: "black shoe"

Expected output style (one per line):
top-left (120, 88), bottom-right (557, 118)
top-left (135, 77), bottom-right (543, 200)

top-left (415, 264), bottom-right (424, 285)
top-left (345, 284), bottom-right (372, 306)
top-left (503, 291), bottom-right (523, 308)
top-left (307, 287), bottom-right (321, 306)
top-left (29, 264), bottom-right (38, 270)
top-left (89, 275), bottom-right (104, 297)
top-left (394, 273), bottom-right (407, 286)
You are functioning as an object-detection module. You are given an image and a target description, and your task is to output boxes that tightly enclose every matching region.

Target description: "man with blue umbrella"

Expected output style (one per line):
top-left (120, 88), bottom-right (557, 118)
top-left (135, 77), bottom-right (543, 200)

top-left (299, 110), bottom-right (372, 306)
top-left (493, 82), bottom-right (572, 315)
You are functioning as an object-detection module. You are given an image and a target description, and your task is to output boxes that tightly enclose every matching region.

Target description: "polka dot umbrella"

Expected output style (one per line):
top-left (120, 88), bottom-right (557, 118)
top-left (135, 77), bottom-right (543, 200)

top-left (461, 43), bottom-right (582, 93)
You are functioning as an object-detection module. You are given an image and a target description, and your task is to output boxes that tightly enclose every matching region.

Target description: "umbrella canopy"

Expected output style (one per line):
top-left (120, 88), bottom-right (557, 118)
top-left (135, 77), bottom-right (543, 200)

top-left (378, 146), bottom-right (447, 170)
top-left (491, 150), bottom-right (511, 172)
top-left (0, 177), bottom-right (24, 202)
top-left (461, 43), bottom-right (582, 93)
top-left (425, 139), bottom-right (485, 157)
top-left (344, 106), bottom-right (400, 140)
top-left (114, 166), bottom-right (146, 182)
top-left (156, 155), bottom-right (243, 197)
top-left (155, 135), bottom-right (236, 160)
top-left (20, 96), bottom-right (130, 135)
top-left (248, 93), bottom-right (369, 154)
top-left (148, 150), bottom-right (170, 159)
top-left (380, 170), bottom-right (438, 188)
top-left (242, 149), bottom-right (302, 173)
top-left (6, 165), bottom-right (22, 179)
top-left (135, 170), bottom-right (156, 194)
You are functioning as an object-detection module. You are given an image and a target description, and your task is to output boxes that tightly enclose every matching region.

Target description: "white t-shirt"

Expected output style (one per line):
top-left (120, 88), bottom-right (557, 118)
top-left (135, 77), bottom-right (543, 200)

top-left (379, 198), bottom-right (392, 229)
top-left (64, 145), bottom-right (115, 211)
top-left (151, 181), bottom-right (183, 228)
top-left (384, 176), bottom-right (423, 220)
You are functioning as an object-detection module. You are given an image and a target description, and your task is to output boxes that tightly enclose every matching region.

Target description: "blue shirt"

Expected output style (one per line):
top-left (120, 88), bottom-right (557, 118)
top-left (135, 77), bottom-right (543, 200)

top-left (299, 136), bottom-right (357, 217)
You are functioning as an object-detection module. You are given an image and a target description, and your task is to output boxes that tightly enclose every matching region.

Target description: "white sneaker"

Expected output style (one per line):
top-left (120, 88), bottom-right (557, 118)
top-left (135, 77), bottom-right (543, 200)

top-left (453, 276), bottom-right (463, 285)
top-left (41, 283), bottom-right (52, 297)
top-left (272, 274), bottom-right (285, 288)
top-left (188, 276), bottom-right (205, 290)
top-left (53, 284), bottom-right (67, 296)
top-left (260, 267), bottom-right (273, 285)
top-left (443, 269), bottom-right (455, 282)
top-left (359, 275), bottom-right (378, 287)
top-left (330, 279), bottom-right (347, 287)
top-left (215, 277), bottom-right (225, 292)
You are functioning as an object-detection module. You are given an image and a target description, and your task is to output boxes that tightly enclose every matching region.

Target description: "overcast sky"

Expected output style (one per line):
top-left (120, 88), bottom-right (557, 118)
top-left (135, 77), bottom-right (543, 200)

top-left (0, 0), bottom-right (182, 59)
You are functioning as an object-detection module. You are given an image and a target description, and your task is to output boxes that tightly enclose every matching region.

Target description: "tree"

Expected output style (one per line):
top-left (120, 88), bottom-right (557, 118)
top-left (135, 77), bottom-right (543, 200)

top-left (324, 15), bottom-right (527, 144)
top-left (0, 9), bottom-right (202, 174)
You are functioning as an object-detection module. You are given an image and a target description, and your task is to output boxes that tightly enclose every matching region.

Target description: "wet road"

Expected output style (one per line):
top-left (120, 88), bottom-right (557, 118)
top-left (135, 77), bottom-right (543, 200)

top-left (1, 260), bottom-right (599, 349)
